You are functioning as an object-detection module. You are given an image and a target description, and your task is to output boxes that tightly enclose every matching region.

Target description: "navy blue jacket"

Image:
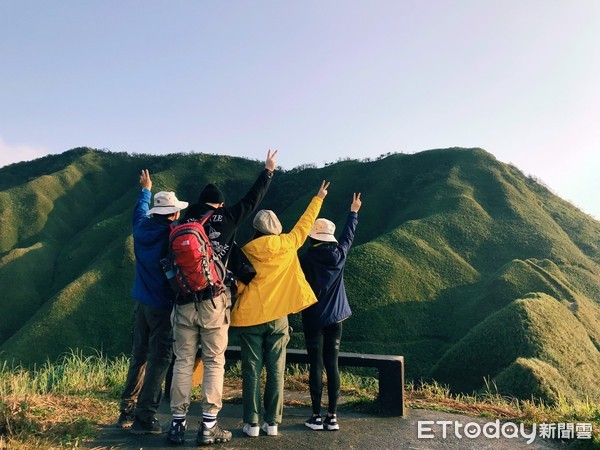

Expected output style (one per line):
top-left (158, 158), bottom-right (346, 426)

top-left (131, 188), bottom-right (176, 310)
top-left (300, 212), bottom-right (358, 332)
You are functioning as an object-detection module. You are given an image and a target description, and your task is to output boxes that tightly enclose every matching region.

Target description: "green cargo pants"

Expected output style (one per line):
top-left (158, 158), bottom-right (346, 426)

top-left (234, 316), bottom-right (290, 424)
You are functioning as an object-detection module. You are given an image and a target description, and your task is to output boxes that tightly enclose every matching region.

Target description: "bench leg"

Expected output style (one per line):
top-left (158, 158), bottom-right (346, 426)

top-left (378, 360), bottom-right (406, 416)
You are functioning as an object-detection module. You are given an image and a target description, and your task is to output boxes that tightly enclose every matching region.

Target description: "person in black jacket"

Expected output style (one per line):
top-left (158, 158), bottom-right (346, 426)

top-left (168, 150), bottom-right (277, 446)
top-left (300, 192), bottom-right (362, 431)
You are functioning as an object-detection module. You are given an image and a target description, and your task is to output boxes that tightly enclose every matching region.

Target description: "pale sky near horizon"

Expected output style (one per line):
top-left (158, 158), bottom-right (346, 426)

top-left (1, 1), bottom-right (599, 217)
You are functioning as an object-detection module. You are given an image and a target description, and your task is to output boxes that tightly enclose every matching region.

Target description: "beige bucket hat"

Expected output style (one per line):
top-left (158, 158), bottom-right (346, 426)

top-left (147, 191), bottom-right (188, 215)
top-left (309, 218), bottom-right (337, 243)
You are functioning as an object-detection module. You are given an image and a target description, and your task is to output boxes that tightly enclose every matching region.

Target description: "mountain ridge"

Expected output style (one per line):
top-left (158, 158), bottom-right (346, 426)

top-left (1, 146), bottom-right (599, 405)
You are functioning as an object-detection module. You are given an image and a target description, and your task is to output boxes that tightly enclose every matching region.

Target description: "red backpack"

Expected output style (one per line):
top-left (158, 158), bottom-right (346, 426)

top-left (163, 212), bottom-right (226, 303)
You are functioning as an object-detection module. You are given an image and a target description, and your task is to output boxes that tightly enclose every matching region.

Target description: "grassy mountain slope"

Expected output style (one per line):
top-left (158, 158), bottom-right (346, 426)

top-left (430, 293), bottom-right (600, 403)
top-left (1, 147), bottom-right (599, 405)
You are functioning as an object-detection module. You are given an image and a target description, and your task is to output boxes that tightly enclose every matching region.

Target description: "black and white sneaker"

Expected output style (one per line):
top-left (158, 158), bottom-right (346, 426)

top-left (324, 414), bottom-right (339, 431)
top-left (305, 415), bottom-right (324, 430)
top-left (197, 422), bottom-right (232, 445)
top-left (130, 417), bottom-right (163, 435)
top-left (116, 412), bottom-right (134, 429)
top-left (167, 420), bottom-right (186, 445)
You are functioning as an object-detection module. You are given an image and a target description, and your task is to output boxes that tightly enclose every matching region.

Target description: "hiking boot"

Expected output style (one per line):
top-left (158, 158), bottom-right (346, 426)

top-left (261, 422), bottom-right (278, 436)
top-left (305, 415), bottom-right (323, 431)
top-left (324, 414), bottom-right (339, 431)
top-left (167, 420), bottom-right (186, 445)
top-left (117, 412), bottom-right (134, 429)
top-left (130, 417), bottom-right (163, 435)
top-left (197, 422), bottom-right (232, 445)
top-left (242, 423), bottom-right (260, 437)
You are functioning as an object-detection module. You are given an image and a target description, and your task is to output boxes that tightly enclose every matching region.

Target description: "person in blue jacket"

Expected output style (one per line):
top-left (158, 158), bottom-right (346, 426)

top-left (300, 192), bottom-right (362, 431)
top-left (118, 169), bottom-right (188, 435)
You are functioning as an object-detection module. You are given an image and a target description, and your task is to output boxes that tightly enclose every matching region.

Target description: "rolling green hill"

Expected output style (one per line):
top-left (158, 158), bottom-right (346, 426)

top-left (1, 147), bottom-right (599, 405)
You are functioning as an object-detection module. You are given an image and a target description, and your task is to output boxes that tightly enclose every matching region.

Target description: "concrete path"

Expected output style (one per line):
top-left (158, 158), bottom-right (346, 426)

top-left (87, 395), bottom-right (569, 450)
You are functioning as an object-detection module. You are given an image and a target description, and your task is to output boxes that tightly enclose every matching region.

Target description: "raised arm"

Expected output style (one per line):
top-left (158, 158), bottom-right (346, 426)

top-left (132, 169), bottom-right (152, 228)
top-left (227, 149), bottom-right (278, 225)
top-left (337, 192), bottom-right (361, 256)
top-left (284, 181), bottom-right (330, 249)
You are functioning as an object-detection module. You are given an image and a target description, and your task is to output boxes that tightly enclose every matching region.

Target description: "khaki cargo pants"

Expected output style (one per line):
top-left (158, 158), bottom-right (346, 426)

top-left (170, 290), bottom-right (230, 416)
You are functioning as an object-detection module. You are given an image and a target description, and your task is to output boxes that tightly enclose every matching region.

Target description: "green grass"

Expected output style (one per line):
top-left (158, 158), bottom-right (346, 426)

top-left (0, 350), bottom-right (128, 397)
top-left (0, 350), bottom-right (127, 448)
top-left (1, 146), bottom-right (600, 408)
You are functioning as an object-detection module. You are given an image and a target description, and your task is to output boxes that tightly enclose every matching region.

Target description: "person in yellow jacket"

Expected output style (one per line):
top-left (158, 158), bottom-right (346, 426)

top-left (230, 180), bottom-right (330, 438)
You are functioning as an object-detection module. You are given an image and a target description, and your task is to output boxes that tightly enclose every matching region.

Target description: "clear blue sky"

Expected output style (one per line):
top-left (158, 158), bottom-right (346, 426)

top-left (1, 1), bottom-right (599, 217)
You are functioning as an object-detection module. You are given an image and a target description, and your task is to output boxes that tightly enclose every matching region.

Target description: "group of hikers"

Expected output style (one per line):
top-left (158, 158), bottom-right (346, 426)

top-left (117, 150), bottom-right (362, 445)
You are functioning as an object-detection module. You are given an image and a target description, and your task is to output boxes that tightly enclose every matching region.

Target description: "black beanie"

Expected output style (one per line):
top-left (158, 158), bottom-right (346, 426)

top-left (198, 184), bottom-right (225, 204)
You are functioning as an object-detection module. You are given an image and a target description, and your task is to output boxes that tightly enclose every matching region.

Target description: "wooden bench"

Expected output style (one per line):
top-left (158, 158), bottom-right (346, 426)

top-left (166, 346), bottom-right (406, 417)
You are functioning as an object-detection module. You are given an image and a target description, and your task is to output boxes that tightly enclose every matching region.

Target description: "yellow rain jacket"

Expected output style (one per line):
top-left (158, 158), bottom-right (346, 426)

top-left (230, 196), bottom-right (323, 327)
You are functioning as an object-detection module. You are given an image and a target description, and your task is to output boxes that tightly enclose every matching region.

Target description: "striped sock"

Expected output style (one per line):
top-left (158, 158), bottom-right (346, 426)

top-left (203, 412), bottom-right (217, 429)
top-left (172, 415), bottom-right (186, 427)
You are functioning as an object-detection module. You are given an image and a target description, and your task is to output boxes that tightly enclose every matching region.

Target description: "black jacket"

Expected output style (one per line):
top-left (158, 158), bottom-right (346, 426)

top-left (182, 169), bottom-right (273, 266)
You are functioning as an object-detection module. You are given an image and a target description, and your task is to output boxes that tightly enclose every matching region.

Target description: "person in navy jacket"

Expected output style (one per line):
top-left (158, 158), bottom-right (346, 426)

top-left (118, 169), bottom-right (188, 435)
top-left (300, 192), bottom-right (362, 431)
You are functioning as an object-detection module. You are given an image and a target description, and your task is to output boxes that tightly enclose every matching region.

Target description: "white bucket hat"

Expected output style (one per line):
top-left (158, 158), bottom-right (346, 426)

top-left (147, 191), bottom-right (188, 215)
top-left (253, 210), bottom-right (283, 235)
top-left (309, 218), bottom-right (337, 243)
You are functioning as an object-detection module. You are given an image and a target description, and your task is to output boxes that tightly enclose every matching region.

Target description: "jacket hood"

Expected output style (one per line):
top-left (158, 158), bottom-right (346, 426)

top-left (243, 235), bottom-right (283, 262)
top-left (305, 243), bottom-right (338, 266)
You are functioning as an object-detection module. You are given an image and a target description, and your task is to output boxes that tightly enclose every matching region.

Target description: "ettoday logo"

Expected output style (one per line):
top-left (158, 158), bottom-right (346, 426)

top-left (418, 420), bottom-right (593, 444)
top-left (418, 420), bottom-right (537, 444)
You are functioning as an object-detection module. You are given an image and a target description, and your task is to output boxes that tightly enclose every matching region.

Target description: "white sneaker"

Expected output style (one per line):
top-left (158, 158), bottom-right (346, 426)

top-left (242, 423), bottom-right (259, 437)
top-left (261, 422), bottom-right (278, 436)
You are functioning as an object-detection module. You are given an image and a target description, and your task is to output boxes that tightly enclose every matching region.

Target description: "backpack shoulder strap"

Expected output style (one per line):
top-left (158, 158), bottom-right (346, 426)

top-left (198, 211), bottom-right (214, 227)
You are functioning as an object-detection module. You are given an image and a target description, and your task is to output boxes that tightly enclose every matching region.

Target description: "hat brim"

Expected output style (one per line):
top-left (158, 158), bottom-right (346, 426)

top-left (309, 230), bottom-right (338, 243)
top-left (148, 200), bottom-right (189, 216)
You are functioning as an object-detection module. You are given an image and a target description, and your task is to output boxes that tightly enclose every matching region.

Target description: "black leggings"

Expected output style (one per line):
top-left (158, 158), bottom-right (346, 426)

top-left (304, 321), bottom-right (343, 415)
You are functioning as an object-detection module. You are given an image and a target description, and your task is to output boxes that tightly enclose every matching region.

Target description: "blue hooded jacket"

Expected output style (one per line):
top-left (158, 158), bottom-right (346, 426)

top-left (300, 212), bottom-right (358, 332)
top-left (130, 188), bottom-right (177, 310)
